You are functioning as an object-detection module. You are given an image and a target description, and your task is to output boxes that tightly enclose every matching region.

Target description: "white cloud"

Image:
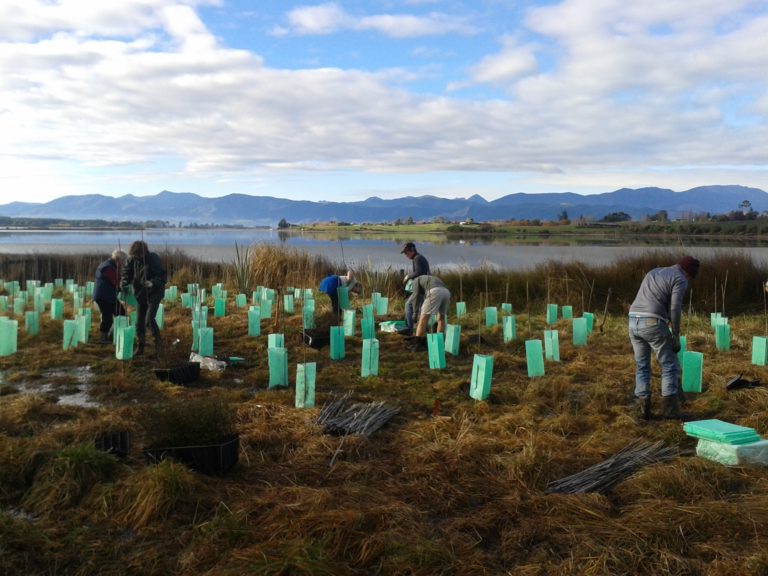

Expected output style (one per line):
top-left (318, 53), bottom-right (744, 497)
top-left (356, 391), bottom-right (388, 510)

top-left (464, 36), bottom-right (538, 86)
top-left (281, 2), bottom-right (475, 37)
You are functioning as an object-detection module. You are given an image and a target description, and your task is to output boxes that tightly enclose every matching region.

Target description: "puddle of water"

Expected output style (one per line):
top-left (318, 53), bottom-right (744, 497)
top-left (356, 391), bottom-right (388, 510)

top-left (13, 366), bottom-right (101, 408)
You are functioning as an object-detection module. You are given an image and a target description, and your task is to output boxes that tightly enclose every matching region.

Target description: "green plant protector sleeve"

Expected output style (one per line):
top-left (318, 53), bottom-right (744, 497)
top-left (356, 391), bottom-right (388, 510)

top-left (573, 317), bottom-right (588, 347)
top-left (715, 324), bottom-right (730, 352)
top-left (236, 293), bottom-right (247, 308)
top-left (191, 320), bottom-right (200, 351)
top-left (260, 297), bottom-right (272, 319)
top-left (445, 324), bottom-right (461, 356)
top-left (337, 286), bottom-right (350, 311)
top-left (751, 336), bottom-right (767, 366)
top-left (34, 292), bottom-right (45, 313)
top-left (362, 338), bottom-right (379, 377)
top-left (303, 305), bottom-right (316, 330)
top-left (330, 326), bottom-right (345, 360)
top-left (303, 298), bottom-right (315, 313)
top-left (155, 303), bottom-right (164, 330)
top-left (268, 333), bottom-right (284, 350)
top-left (63, 319), bottom-right (79, 350)
top-left (0, 296), bottom-right (7, 313)
top-left (115, 326), bottom-right (135, 360)
top-left (361, 317), bottom-right (375, 340)
top-left (199, 327), bottom-right (214, 357)
top-left (503, 315), bottom-right (516, 343)
top-left (25, 310), bottom-right (39, 336)
top-left (343, 309), bottom-right (356, 336)
top-left (583, 312), bottom-right (594, 332)
top-left (376, 296), bottom-right (389, 316)
top-left (485, 306), bottom-right (498, 327)
top-left (526, 339), bottom-right (545, 377)
top-left (113, 315), bottom-right (130, 345)
top-left (456, 301), bottom-right (466, 319)
top-left (710, 312), bottom-right (721, 327)
top-left (0, 318), bottom-right (18, 356)
top-left (428, 332), bottom-right (446, 370)
top-left (181, 293), bottom-right (192, 308)
top-left (129, 310), bottom-right (137, 326)
top-left (544, 330), bottom-right (560, 362)
top-left (295, 362), bottom-right (316, 408)
top-left (501, 303), bottom-right (512, 314)
top-left (470, 354), bottom-right (494, 401)
top-left (214, 297), bottom-right (226, 318)
top-left (546, 303), bottom-right (558, 325)
top-left (268, 347), bottom-right (289, 389)
top-left (54, 278), bottom-right (63, 288)
top-left (13, 297), bottom-right (25, 316)
top-left (283, 294), bottom-right (294, 314)
top-left (76, 315), bottom-right (89, 344)
top-left (192, 306), bottom-right (208, 326)
top-left (682, 351), bottom-right (703, 393)
top-left (248, 308), bottom-right (261, 337)
top-left (677, 335), bottom-right (687, 365)
top-left (362, 304), bottom-right (374, 327)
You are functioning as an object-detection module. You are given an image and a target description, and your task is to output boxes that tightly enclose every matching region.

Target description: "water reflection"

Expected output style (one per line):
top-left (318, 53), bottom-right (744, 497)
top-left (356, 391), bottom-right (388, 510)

top-left (0, 228), bottom-right (766, 270)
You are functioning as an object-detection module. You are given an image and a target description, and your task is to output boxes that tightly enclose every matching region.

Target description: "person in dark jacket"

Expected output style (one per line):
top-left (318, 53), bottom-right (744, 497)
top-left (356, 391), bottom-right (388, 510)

top-left (319, 270), bottom-right (361, 320)
top-left (121, 240), bottom-right (167, 356)
top-left (93, 249), bottom-right (127, 344)
top-left (400, 242), bottom-right (430, 335)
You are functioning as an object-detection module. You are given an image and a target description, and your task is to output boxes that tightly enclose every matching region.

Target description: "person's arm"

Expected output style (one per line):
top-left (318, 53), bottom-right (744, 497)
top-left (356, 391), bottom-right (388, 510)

top-left (668, 276), bottom-right (688, 336)
top-left (120, 259), bottom-right (133, 289)
top-left (412, 254), bottom-right (429, 279)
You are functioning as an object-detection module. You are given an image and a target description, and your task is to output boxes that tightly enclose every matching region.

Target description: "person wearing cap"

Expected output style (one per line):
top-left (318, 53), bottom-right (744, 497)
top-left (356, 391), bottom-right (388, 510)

top-left (406, 274), bottom-right (451, 352)
top-left (93, 249), bottom-right (127, 344)
top-left (628, 255), bottom-right (700, 420)
top-left (319, 270), bottom-right (361, 321)
top-left (400, 242), bottom-right (430, 335)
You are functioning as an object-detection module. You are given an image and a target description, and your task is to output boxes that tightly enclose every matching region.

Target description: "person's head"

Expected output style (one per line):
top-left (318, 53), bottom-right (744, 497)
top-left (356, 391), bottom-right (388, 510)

top-left (129, 241), bottom-right (149, 259)
top-left (677, 256), bottom-right (700, 280)
top-left (111, 249), bottom-right (127, 264)
top-left (400, 242), bottom-right (417, 260)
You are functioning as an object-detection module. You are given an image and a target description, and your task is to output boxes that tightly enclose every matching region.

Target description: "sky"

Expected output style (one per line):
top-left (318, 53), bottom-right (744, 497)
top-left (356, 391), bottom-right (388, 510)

top-left (1, 0), bottom-right (767, 205)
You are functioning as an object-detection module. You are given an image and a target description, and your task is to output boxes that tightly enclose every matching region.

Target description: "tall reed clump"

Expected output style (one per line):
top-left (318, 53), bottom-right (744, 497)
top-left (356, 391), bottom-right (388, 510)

top-left (230, 242), bottom-right (253, 294)
top-left (23, 444), bottom-right (120, 513)
top-left (247, 243), bottom-right (334, 290)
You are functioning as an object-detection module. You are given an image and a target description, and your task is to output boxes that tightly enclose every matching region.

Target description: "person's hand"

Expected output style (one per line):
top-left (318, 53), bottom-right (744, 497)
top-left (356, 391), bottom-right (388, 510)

top-left (403, 274), bottom-right (409, 284)
top-left (144, 280), bottom-right (153, 289)
top-left (764, 280), bottom-right (768, 294)
top-left (671, 336), bottom-right (681, 354)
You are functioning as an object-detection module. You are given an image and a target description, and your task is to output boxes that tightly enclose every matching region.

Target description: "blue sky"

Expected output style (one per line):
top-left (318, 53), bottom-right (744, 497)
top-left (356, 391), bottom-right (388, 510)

top-left (1, 0), bottom-right (767, 204)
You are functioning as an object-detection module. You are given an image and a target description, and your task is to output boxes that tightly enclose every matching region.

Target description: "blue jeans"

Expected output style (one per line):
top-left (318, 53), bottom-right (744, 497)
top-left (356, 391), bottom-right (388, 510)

top-left (628, 316), bottom-right (678, 398)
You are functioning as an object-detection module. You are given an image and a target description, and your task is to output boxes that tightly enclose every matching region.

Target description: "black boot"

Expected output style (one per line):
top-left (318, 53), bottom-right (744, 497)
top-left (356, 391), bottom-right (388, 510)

top-left (153, 335), bottom-right (163, 356)
top-left (135, 338), bottom-right (145, 357)
top-left (407, 336), bottom-right (427, 352)
top-left (662, 395), bottom-right (686, 420)
top-left (635, 396), bottom-right (652, 421)
top-left (99, 331), bottom-right (110, 344)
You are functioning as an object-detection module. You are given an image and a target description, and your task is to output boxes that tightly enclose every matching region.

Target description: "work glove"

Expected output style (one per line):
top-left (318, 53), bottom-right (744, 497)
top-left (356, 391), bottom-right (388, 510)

top-left (144, 280), bottom-right (153, 289)
top-left (403, 274), bottom-right (409, 284)
top-left (671, 336), bottom-right (681, 354)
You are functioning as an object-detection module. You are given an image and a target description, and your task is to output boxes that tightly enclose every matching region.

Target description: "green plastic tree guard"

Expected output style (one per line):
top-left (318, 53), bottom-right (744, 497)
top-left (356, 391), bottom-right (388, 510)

top-left (260, 297), bottom-right (272, 319)
top-left (0, 296), bottom-right (7, 313)
top-left (573, 317), bottom-right (588, 347)
top-left (113, 316), bottom-right (130, 346)
top-left (76, 315), bottom-right (89, 344)
top-left (427, 333), bottom-right (446, 369)
top-left (503, 315), bottom-right (516, 343)
top-left (330, 326), bottom-right (345, 360)
top-left (191, 320), bottom-right (200, 352)
top-left (362, 304), bottom-right (374, 327)
top-left (501, 303), bottom-right (512, 314)
top-left (63, 319), bottom-right (79, 350)
top-left (51, 298), bottom-right (64, 320)
top-left (181, 293), bottom-right (192, 308)
top-left (73, 293), bottom-right (83, 312)
top-left (361, 338), bottom-right (380, 377)
top-left (293, 288), bottom-right (302, 300)
top-left (54, 278), bottom-right (63, 288)
top-left (251, 288), bottom-right (261, 305)
top-left (337, 286), bottom-right (350, 311)
top-left (485, 306), bottom-right (498, 327)
top-left (248, 307), bottom-right (261, 337)
top-left (715, 323), bottom-right (730, 352)
top-left (199, 327), bottom-right (214, 356)
top-left (525, 339), bottom-right (545, 377)
top-left (187, 283), bottom-right (199, 295)
top-left (33, 291), bottom-right (45, 313)
top-left (268, 347), bottom-right (289, 389)
top-left (155, 303), bottom-right (164, 330)
top-left (682, 351), bottom-right (703, 393)
top-left (214, 297), bottom-right (226, 318)
top-left (115, 326), bottom-right (135, 360)
top-left (236, 293), bottom-right (247, 308)
top-left (376, 296), bottom-right (388, 316)
top-left (12, 297), bottom-right (25, 316)
top-left (0, 318), bottom-right (18, 356)
top-left (677, 335), bottom-right (687, 365)
top-left (129, 311), bottom-right (137, 326)
top-left (752, 336), bottom-right (767, 366)
top-left (583, 312), bottom-right (594, 332)
top-left (283, 294), bottom-right (294, 314)
top-left (295, 362), bottom-right (316, 408)
top-left (120, 285), bottom-right (137, 307)
top-left (303, 305), bottom-right (316, 330)
top-left (710, 312), bottom-right (722, 328)
top-left (268, 333), bottom-right (284, 350)
top-left (445, 324), bottom-right (461, 356)
top-left (304, 288), bottom-right (313, 299)
top-left (25, 310), bottom-right (39, 336)
top-left (456, 301), bottom-right (467, 319)
top-left (264, 288), bottom-right (276, 302)
top-left (561, 305), bottom-right (573, 320)
top-left (361, 317), bottom-right (375, 340)
top-left (343, 309), bottom-right (356, 337)
top-left (544, 330), bottom-right (560, 362)
top-left (470, 354), bottom-right (494, 401)
top-left (212, 283), bottom-right (224, 299)
top-left (192, 306), bottom-right (208, 326)
top-left (546, 303), bottom-right (558, 325)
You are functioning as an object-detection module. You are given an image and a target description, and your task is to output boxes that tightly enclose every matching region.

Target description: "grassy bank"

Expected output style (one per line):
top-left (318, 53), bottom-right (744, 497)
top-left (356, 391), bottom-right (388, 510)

top-left (1, 248), bottom-right (768, 574)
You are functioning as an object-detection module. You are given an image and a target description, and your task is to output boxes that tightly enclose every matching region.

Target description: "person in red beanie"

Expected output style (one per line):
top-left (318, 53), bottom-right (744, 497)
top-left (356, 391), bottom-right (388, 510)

top-left (628, 255), bottom-right (700, 420)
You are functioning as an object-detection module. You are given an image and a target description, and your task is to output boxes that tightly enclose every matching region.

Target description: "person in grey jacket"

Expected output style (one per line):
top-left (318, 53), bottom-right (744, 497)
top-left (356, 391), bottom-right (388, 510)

top-left (406, 274), bottom-right (451, 352)
top-left (121, 240), bottom-right (167, 356)
top-left (400, 242), bottom-right (430, 335)
top-left (628, 255), bottom-right (699, 420)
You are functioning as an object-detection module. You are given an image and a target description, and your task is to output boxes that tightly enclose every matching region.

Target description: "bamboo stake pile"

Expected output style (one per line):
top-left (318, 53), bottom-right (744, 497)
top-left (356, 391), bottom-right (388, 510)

top-left (546, 440), bottom-right (678, 494)
top-left (317, 394), bottom-right (400, 437)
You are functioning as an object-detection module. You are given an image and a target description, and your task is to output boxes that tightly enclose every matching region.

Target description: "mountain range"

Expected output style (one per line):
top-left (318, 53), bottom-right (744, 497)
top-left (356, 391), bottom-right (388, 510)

top-left (0, 185), bottom-right (764, 226)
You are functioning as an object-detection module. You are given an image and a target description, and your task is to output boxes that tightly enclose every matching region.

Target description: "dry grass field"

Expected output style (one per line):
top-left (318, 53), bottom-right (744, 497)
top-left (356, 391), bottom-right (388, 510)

top-left (1, 246), bottom-right (768, 575)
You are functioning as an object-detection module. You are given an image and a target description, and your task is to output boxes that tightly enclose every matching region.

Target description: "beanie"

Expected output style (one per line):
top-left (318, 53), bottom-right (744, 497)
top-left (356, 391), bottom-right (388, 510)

top-left (678, 256), bottom-right (700, 278)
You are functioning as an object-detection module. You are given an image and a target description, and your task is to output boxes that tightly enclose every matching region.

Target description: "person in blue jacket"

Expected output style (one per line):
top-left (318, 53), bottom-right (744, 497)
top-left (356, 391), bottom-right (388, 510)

top-left (93, 249), bottom-right (127, 344)
top-left (319, 270), bottom-right (360, 320)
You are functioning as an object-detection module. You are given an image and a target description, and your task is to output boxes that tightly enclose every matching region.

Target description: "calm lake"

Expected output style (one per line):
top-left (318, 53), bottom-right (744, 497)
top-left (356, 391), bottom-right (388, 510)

top-left (1, 228), bottom-right (767, 271)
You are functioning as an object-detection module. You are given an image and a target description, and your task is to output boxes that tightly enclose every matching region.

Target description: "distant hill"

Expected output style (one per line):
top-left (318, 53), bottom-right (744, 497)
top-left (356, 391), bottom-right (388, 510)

top-left (0, 185), bottom-right (765, 226)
